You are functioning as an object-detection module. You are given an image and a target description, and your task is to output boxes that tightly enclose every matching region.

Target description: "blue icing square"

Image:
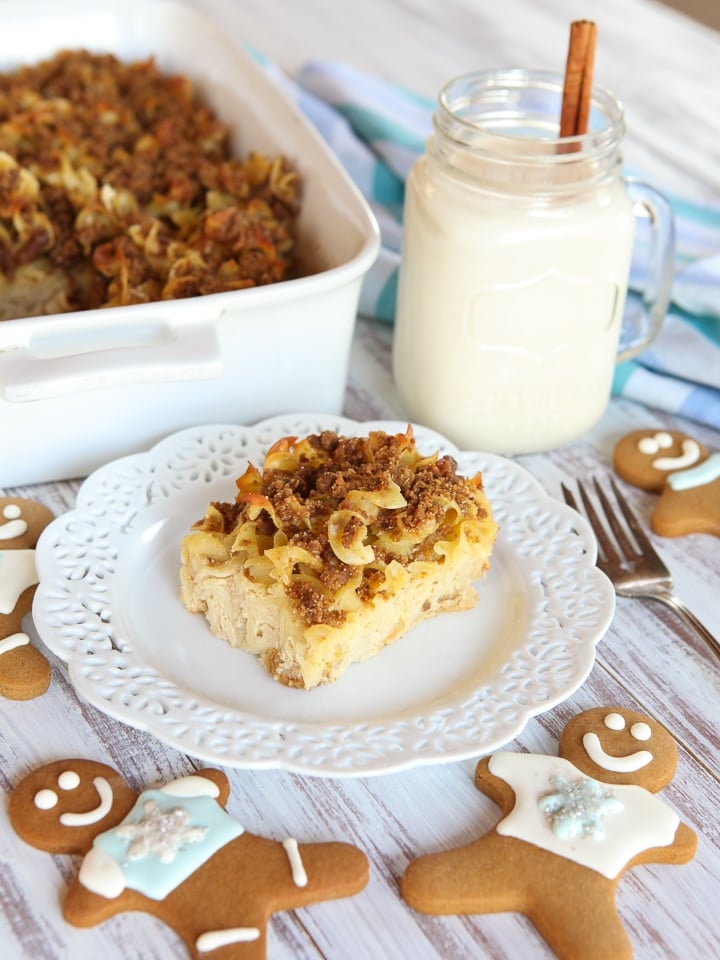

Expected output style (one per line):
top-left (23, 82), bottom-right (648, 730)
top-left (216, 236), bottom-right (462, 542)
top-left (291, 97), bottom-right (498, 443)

top-left (93, 789), bottom-right (244, 900)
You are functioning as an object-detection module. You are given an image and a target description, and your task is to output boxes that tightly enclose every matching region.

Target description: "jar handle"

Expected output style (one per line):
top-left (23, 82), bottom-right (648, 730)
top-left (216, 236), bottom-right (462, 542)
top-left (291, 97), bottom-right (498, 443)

top-left (617, 178), bottom-right (675, 362)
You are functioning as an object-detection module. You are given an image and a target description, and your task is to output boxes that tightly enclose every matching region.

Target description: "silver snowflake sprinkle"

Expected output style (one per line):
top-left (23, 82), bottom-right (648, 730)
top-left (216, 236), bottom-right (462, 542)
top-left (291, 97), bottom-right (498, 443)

top-left (538, 775), bottom-right (623, 841)
top-left (116, 800), bottom-right (207, 863)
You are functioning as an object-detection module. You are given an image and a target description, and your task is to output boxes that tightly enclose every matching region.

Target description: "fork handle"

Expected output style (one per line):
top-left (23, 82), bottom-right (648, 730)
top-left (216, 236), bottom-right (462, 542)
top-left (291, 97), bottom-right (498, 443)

top-left (652, 592), bottom-right (720, 662)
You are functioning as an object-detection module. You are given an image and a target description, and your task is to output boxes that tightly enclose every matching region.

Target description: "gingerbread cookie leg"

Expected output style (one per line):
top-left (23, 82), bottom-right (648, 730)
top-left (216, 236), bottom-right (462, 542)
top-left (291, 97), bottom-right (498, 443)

top-left (0, 498), bottom-right (56, 699)
top-left (403, 833), bottom-right (530, 914)
top-left (530, 874), bottom-right (631, 960)
top-left (403, 835), bottom-right (634, 960)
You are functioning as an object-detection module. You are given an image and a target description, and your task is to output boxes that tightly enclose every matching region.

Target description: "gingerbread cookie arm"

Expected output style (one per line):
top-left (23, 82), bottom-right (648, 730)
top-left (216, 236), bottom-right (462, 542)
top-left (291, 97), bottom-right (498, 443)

top-left (651, 478), bottom-right (720, 537)
top-left (474, 754), bottom-right (518, 814)
top-left (221, 833), bottom-right (369, 914)
top-left (63, 880), bottom-right (146, 928)
top-left (160, 768), bottom-right (232, 807)
top-left (673, 820), bottom-right (700, 863)
top-left (622, 819), bottom-right (698, 871)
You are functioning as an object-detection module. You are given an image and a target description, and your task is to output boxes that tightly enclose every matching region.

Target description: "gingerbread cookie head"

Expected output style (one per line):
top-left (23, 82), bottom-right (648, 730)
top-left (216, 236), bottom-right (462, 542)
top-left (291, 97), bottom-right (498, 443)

top-left (558, 706), bottom-right (678, 793)
top-left (9, 759), bottom-right (138, 855)
top-left (613, 430), bottom-right (708, 492)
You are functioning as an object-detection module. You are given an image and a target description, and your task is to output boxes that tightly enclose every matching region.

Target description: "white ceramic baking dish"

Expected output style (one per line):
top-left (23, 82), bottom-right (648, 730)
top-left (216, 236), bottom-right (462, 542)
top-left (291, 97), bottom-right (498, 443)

top-left (0, 0), bottom-right (379, 487)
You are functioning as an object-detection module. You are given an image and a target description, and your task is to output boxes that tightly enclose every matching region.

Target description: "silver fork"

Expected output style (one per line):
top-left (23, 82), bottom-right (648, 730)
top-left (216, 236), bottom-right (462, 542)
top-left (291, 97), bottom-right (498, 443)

top-left (561, 475), bottom-right (720, 662)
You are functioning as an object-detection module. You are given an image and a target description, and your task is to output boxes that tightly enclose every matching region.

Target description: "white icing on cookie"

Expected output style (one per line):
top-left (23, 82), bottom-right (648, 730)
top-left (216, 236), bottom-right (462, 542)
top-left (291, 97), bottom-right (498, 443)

top-left (0, 504), bottom-right (28, 540)
top-left (582, 732), bottom-right (653, 772)
top-left (0, 632), bottom-right (30, 656)
top-left (58, 770), bottom-right (81, 790)
top-left (34, 788), bottom-right (58, 810)
top-left (78, 845), bottom-right (126, 898)
top-left (60, 777), bottom-right (114, 826)
top-left (160, 775), bottom-right (221, 799)
top-left (603, 713), bottom-right (625, 731)
top-left (637, 432), bottom-right (673, 455)
top-left (489, 752), bottom-right (679, 879)
top-left (652, 438), bottom-right (701, 472)
top-left (667, 452), bottom-right (720, 491)
top-left (630, 722), bottom-right (652, 742)
top-left (116, 800), bottom-right (207, 862)
top-left (196, 928), bottom-right (261, 952)
top-left (0, 550), bottom-right (39, 614)
top-left (283, 837), bottom-right (308, 887)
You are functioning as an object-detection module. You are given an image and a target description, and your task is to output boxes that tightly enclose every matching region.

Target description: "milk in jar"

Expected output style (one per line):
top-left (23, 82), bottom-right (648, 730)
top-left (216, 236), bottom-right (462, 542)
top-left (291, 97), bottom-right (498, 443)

top-left (393, 70), bottom-right (674, 454)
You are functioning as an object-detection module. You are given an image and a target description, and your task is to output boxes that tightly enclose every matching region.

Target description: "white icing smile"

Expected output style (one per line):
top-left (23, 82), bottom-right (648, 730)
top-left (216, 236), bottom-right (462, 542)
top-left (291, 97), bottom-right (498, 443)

top-left (583, 732), bottom-right (653, 773)
top-left (59, 777), bottom-right (114, 826)
top-left (34, 776), bottom-right (114, 824)
top-left (637, 433), bottom-right (701, 471)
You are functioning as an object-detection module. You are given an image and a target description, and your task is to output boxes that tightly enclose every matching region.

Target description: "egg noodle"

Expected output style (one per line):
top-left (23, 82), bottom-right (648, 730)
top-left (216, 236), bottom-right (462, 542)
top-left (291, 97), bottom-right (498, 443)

top-left (0, 50), bottom-right (299, 320)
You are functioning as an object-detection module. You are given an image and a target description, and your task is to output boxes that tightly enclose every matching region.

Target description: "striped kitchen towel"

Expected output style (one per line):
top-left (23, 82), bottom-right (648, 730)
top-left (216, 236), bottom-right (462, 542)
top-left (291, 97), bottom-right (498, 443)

top-left (257, 53), bottom-right (720, 432)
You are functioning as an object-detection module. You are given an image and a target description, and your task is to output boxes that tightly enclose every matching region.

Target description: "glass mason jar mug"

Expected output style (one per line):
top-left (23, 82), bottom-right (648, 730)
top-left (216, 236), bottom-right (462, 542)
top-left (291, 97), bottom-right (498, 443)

top-left (392, 69), bottom-right (674, 455)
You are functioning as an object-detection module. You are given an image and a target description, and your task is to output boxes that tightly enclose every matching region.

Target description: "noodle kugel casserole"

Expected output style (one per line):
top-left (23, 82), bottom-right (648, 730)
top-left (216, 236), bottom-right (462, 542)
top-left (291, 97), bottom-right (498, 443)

top-left (0, 50), bottom-right (300, 320)
top-left (180, 427), bottom-right (499, 690)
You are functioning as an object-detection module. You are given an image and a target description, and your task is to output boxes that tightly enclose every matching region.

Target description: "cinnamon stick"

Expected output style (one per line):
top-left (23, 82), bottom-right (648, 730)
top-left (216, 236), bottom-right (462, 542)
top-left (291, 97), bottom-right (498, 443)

top-left (560, 20), bottom-right (597, 138)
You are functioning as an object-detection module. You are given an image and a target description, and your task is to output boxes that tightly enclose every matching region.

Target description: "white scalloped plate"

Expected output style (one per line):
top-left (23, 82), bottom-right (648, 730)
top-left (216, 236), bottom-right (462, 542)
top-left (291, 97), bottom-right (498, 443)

top-left (33, 415), bottom-right (614, 776)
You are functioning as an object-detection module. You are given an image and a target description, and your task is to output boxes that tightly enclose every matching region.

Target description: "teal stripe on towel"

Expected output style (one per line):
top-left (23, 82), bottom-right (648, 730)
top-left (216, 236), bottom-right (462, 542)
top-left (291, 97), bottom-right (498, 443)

top-left (675, 306), bottom-right (720, 348)
top-left (612, 360), bottom-right (637, 396)
top-left (371, 162), bottom-right (405, 207)
top-left (376, 268), bottom-right (399, 323)
top-left (669, 193), bottom-right (720, 230)
top-left (336, 104), bottom-right (427, 154)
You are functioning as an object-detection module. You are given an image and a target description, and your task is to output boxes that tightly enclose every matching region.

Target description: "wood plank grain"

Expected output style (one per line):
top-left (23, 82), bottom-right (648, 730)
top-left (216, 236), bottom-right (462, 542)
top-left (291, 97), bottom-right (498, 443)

top-left (2, 1), bottom-right (720, 958)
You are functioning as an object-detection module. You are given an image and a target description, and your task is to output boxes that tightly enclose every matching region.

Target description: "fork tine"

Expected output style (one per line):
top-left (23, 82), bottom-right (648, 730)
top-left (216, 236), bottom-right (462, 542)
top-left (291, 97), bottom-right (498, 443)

top-left (560, 481), bottom-right (579, 511)
top-left (608, 475), bottom-right (662, 559)
top-left (575, 479), bottom-right (622, 564)
top-left (592, 477), bottom-right (638, 559)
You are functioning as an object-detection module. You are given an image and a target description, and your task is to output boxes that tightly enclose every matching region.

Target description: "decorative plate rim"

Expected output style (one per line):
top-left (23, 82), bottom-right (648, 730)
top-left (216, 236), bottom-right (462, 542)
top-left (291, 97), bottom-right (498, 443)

top-left (33, 415), bottom-right (615, 777)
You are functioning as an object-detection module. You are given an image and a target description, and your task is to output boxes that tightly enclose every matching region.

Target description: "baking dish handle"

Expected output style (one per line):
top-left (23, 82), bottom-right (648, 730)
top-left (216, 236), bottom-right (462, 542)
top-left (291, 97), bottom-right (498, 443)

top-left (0, 315), bottom-right (224, 402)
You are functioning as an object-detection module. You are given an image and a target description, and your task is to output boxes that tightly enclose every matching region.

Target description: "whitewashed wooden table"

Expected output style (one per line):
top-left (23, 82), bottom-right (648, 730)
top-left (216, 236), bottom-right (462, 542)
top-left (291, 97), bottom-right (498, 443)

top-left (2, 0), bottom-right (719, 957)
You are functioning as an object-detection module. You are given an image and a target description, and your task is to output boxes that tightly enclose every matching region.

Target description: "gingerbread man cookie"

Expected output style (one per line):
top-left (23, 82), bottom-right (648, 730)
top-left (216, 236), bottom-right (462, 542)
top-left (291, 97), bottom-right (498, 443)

top-left (613, 429), bottom-right (720, 537)
top-left (401, 707), bottom-right (697, 960)
top-left (0, 496), bottom-right (55, 699)
top-left (9, 759), bottom-right (369, 959)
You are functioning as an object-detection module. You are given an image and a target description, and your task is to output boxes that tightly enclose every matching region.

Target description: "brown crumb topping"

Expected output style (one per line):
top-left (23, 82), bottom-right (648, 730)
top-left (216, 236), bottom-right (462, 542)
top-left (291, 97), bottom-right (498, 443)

top-left (0, 49), bottom-right (300, 318)
top-left (195, 429), bottom-right (490, 628)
